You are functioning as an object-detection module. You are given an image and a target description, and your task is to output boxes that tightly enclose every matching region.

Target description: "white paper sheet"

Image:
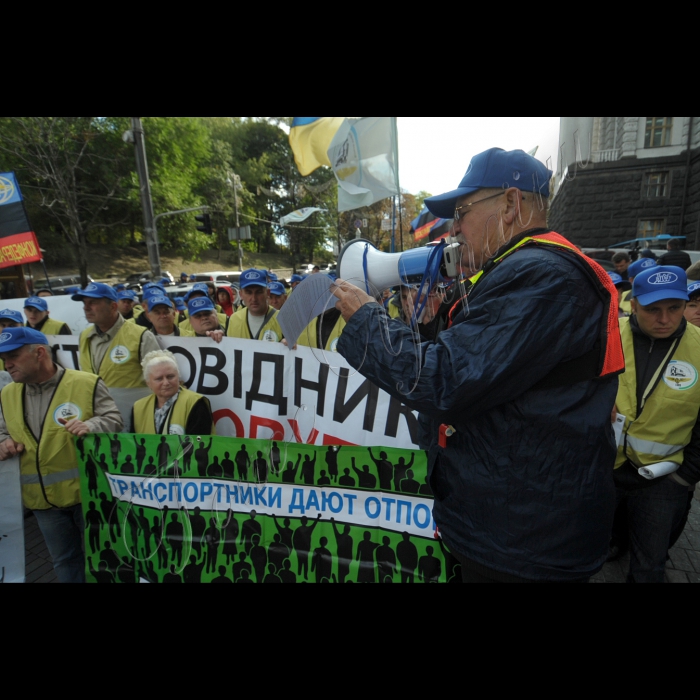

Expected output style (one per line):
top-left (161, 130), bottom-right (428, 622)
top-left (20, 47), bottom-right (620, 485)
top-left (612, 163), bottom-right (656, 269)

top-left (639, 461), bottom-right (681, 481)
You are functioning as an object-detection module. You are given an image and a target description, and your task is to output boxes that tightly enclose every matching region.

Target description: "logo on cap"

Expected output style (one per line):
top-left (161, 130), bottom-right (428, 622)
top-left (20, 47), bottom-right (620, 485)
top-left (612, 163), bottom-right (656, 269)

top-left (0, 310), bottom-right (16, 317)
top-left (246, 272), bottom-right (261, 280)
top-left (110, 346), bottom-right (131, 365)
top-left (27, 297), bottom-right (43, 306)
top-left (151, 296), bottom-right (168, 305)
top-left (648, 272), bottom-right (679, 286)
top-left (664, 361), bottom-right (699, 392)
top-left (54, 403), bottom-right (83, 426)
top-left (0, 332), bottom-right (12, 344)
top-left (641, 260), bottom-right (655, 269)
top-left (191, 298), bottom-right (208, 308)
top-left (86, 284), bottom-right (98, 292)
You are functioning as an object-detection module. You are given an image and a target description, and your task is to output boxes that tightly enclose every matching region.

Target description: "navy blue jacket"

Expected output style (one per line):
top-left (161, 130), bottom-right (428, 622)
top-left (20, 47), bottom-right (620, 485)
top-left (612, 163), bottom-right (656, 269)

top-left (338, 244), bottom-right (619, 582)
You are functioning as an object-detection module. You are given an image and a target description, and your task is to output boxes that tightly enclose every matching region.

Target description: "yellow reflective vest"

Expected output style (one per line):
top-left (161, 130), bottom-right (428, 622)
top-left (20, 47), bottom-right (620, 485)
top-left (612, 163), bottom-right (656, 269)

top-left (79, 321), bottom-right (148, 388)
top-left (133, 387), bottom-right (215, 436)
top-left (179, 313), bottom-right (228, 336)
top-left (620, 292), bottom-right (633, 316)
top-left (0, 370), bottom-right (99, 511)
top-left (227, 308), bottom-right (283, 342)
top-left (297, 315), bottom-right (346, 352)
top-left (27, 318), bottom-right (69, 335)
top-left (616, 317), bottom-right (700, 470)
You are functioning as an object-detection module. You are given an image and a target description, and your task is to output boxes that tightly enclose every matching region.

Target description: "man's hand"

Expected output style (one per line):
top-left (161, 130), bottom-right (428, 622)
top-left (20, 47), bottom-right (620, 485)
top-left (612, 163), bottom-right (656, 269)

top-left (332, 279), bottom-right (376, 322)
top-left (206, 330), bottom-right (225, 344)
top-left (0, 438), bottom-right (24, 461)
top-left (59, 418), bottom-right (91, 438)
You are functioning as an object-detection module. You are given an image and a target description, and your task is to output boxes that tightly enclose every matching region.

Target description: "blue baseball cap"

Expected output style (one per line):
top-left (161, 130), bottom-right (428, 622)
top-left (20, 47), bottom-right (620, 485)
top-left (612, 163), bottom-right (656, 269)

top-left (628, 258), bottom-right (657, 280)
top-left (268, 282), bottom-right (287, 297)
top-left (425, 148), bottom-right (554, 219)
top-left (118, 291), bottom-right (137, 301)
top-left (190, 275), bottom-right (197, 281)
top-left (72, 283), bottom-right (118, 303)
top-left (143, 282), bottom-right (166, 293)
top-left (24, 297), bottom-right (49, 312)
top-left (608, 272), bottom-right (624, 287)
top-left (147, 294), bottom-right (174, 310)
top-left (184, 283), bottom-right (210, 302)
top-left (267, 272), bottom-right (279, 282)
top-left (688, 282), bottom-right (700, 298)
top-left (634, 266), bottom-right (689, 306)
top-left (290, 274), bottom-right (305, 285)
top-left (0, 309), bottom-right (24, 325)
top-left (0, 327), bottom-right (49, 352)
top-left (115, 284), bottom-right (126, 292)
top-left (174, 297), bottom-right (187, 312)
top-left (188, 297), bottom-right (216, 317)
top-left (240, 269), bottom-right (268, 289)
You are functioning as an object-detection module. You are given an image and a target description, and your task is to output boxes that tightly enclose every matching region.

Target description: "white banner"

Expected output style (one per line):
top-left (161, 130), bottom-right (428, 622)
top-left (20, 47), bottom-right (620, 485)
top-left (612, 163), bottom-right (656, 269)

top-left (1, 294), bottom-right (90, 335)
top-left (0, 457), bottom-right (25, 584)
top-left (48, 336), bottom-right (420, 450)
top-left (279, 208), bottom-right (326, 227)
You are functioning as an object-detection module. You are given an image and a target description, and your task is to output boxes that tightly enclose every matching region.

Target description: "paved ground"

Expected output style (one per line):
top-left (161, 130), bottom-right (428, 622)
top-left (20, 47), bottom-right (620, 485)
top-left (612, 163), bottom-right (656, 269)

top-left (24, 495), bottom-right (700, 584)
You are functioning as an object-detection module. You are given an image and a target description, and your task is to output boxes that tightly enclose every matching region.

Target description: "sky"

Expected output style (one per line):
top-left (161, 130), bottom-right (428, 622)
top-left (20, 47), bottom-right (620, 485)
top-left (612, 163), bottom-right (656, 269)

top-left (397, 117), bottom-right (561, 197)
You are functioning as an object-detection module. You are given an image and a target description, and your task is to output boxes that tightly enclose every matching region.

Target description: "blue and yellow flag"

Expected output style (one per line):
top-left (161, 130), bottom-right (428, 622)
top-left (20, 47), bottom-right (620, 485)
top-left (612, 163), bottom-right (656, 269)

top-left (290, 117), bottom-right (345, 176)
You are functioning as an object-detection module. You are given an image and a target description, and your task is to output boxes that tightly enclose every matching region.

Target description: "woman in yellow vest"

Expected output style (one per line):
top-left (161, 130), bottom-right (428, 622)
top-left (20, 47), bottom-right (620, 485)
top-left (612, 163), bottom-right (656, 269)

top-left (132, 350), bottom-right (215, 436)
top-left (23, 296), bottom-right (71, 335)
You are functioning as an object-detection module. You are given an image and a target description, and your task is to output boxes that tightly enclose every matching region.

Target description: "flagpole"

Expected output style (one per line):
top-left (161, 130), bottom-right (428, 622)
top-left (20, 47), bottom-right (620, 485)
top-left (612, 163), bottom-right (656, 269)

top-left (392, 117), bottom-right (404, 252)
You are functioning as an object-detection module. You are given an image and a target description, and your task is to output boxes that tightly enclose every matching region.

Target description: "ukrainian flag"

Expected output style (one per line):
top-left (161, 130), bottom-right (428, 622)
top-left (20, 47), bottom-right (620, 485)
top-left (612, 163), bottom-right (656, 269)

top-left (290, 117), bottom-right (345, 176)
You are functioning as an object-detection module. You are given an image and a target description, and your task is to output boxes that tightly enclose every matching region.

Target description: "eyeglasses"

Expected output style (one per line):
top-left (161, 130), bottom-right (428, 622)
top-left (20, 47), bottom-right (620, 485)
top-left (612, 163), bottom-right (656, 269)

top-left (454, 192), bottom-right (506, 222)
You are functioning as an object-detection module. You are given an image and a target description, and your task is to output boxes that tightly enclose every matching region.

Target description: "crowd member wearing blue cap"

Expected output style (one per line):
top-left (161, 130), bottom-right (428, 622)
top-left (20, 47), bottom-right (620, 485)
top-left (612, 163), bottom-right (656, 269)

top-left (268, 282), bottom-right (288, 312)
top-left (612, 267), bottom-right (700, 583)
top-left (74, 283), bottom-right (160, 392)
top-left (181, 297), bottom-right (226, 343)
top-left (180, 273), bottom-right (189, 284)
top-left (146, 295), bottom-right (180, 337)
top-left (117, 291), bottom-right (139, 322)
top-left (0, 327), bottom-right (123, 583)
top-left (227, 270), bottom-right (283, 342)
top-left (290, 274), bottom-right (305, 294)
top-left (333, 147), bottom-right (626, 584)
top-left (174, 297), bottom-right (187, 324)
top-left (0, 309), bottom-right (24, 330)
top-left (179, 284), bottom-right (228, 335)
top-left (608, 273), bottom-right (631, 318)
top-left (24, 297), bottom-right (71, 336)
top-left (685, 282), bottom-right (700, 329)
top-left (619, 258), bottom-right (657, 315)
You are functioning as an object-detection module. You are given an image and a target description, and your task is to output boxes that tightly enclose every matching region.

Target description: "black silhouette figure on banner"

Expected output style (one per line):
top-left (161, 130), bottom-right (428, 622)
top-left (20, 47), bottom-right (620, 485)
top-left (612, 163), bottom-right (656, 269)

top-left (356, 532), bottom-right (380, 584)
top-left (189, 507), bottom-right (207, 558)
top-left (99, 493), bottom-right (120, 544)
top-left (152, 516), bottom-right (168, 570)
top-left (325, 446), bottom-right (341, 484)
top-left (123, 506), bottom-right (140, 549)
top-left (397, 533), bottom-right (419, 584)
top-left (339, 469), bottom-right (355, 488)
top-left (89, 559), bottom-right (115, 584)
top-left (100, 542), bottom-right (122, 573)
top-left (293, 514), bottom-right (322, 581)
top-left (97, 454), bottom-right (109, 477)
top-left (136, 508), bottom-right (152, 549)
top-left (270, 442), bottom-right (282, 475)
top-left (282, 455), bottom-right (302, 484)
top-left (84, 502), bottom-right (104, 553)
top-left (331, 519), bottom-right (354, 584)
top-left (167, 459), bottom-right (182, 479)
top-left (368, 448), bottom-right (394, 491)
top-left (352, 458), bottom-right (377, 490)
top-left (268, 535), bottom-right (291, 574)
top-left (400, 470), bottom-right (421, 495)
top-left (312, 537), bottom-right (333, 583)
top-left (237, 571), bottom-right (254, 584)
top-left (209, 456), bottom-right (224, 479)
top-left (143, 457), bottom-right (157, 476)
top-left (419, 477), bottom-right (433, 498)
top-left (204, 518), bottom-right (221, 574)
top-left (212, 566), bottom-right (234, 584)
top-left (184, 555), bottom-right (206, 584)
top-left (117, 561), bottom-right (138, 585)
top-left (233, 553), bottom-right (252, 583)
top-left (393, 454), bottom-right (416, 493)
top-left (179, 436), bottom-right (194, 474)
top-left (121, 456), bottom-right (136, 475)
top-left (134, 437), bottom-right (147, 473)
top-left (157, 437), bottom-right (172, 471)
top-left (317, 471), bottom-right (331, 487)
top-left (272, 515), bottom-right (294, 551)
top-left (264, 564), bottom-right (283, 584)
top-left (300, 453), bottom-right (317, 486)
top-left (222, 511), bottom-right (239, 563)
top-left (166, 513), bottom-right (185, 567)
top-left (419, 547), bottom-right (442, 584)
top-left (76, 436), bottom-right (86, 463)
top-left (250, 535), bottom-right (267, 583)
top-left (437, 538), bottom-right (462, 584)
top-left (85, 456), bottom-right (99, 497)
top-left (376, 537), bottom-right (397, 583)
top-left (222, 453), bottom-right (236, 480)
top-left (241, 511), bottom-right (261, 555)
top-left (279, 560), bottom-right (297, 584)
top-left (109, 434), bottom-right (121, 468)
top-left (235, 445), bottom-right (251, 481)
top-left (163, 565), bottom-right (183, 584)
top-left (143, 559), bottom-right (159, 584)
top-left (195, 438), bottom-right (213, 477)
top-left (254, 451), bottom-right (269, 483)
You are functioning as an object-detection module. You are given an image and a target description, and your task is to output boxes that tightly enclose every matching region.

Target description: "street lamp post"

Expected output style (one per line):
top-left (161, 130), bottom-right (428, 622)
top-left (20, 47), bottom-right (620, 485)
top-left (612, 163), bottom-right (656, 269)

top-left (228, 174), bottom-right (243, 272)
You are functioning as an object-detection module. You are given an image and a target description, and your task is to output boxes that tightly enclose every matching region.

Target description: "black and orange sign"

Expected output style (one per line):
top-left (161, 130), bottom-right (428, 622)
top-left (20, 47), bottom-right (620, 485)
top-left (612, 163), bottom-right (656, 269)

top-left (0, 172), bottom-right (43, 269)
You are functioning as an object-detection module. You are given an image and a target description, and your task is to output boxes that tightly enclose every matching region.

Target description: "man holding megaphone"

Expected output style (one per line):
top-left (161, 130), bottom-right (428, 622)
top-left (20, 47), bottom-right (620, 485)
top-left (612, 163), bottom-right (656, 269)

top-left (333, 148), bottom-right (625, 584)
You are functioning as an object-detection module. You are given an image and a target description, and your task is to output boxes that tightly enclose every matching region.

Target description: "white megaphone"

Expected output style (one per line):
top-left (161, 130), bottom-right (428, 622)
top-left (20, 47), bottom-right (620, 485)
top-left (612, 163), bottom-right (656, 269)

top-left (338, 238), bottom-right (460, 294)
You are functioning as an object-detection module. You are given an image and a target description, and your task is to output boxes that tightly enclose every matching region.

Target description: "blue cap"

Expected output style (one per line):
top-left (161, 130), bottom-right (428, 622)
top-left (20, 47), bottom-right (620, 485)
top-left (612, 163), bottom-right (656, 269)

top-left (291, 274), bottom-right (305, 285)
top-left (608, 272), bottom-right (624, 286)
top-left (118, 291), bottom-right (137, 301)
top-left (24, 297), bottom-right (48, 312)
top-left (181, 272), bottom-right (189, 277)
top-left (628, 258), bottom-right (657, 280)
top-left (190, 275), bottom-right (197, 281)
top-left (159, 278), bottom-right (171, 286)
top-left (425, 148), bottom-right (554, 219)
top-left (267, 272), bottom-right (279, 282)
top-left (185, 283), bottom-right (210, 302)
top-left (147, 294), bottom-right (174, 310)
top-left (174, 297), bottom-right (187, 312)
top-left (634, 266), bottom-right (689, 306)
top-left (143, 282), bottom-right (165, 293)
top-left (241, 269), bottom-right (268, 289)
top-left (268, 282), bottom-right (287, 297)
top-left (0, 309), bottom-right (24, 325)
top-left (115, 284), bottom-right (126, 292)
top-left (0, 327), bottom-right (48, 352)
top-left (688, 282), bottom-right (700, 298)
top-left (188, 297), bottom-right (216, 316)
top-left (72, 283), bottom-right (119, 302)
top-left (640, 249), bottom-right (656, 259)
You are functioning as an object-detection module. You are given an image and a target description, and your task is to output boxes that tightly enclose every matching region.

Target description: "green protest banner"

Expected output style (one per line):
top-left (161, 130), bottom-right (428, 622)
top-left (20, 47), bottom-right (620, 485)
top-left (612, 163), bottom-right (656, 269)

top-left (77, 435), bottom-right (462, 584)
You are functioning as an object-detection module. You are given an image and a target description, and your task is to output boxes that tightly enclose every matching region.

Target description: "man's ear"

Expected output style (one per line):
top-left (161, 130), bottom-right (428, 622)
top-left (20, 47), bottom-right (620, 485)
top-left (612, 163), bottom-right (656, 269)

top-left (631, 300), bottom-right (638, 314)
top-left (502, 188), bottom-right (521, 226)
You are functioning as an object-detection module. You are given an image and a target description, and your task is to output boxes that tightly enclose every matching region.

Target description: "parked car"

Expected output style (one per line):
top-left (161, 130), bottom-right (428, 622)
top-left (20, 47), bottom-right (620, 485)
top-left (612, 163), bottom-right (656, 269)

top-left (34, 275), bottom-right (95, 295)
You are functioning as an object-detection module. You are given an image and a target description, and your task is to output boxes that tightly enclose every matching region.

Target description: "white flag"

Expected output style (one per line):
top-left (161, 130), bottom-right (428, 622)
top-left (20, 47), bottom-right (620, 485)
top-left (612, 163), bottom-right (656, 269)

top-left (279, 207), bottom-right (326, 227)
top-left (328, 117), bottom-right (400, 212)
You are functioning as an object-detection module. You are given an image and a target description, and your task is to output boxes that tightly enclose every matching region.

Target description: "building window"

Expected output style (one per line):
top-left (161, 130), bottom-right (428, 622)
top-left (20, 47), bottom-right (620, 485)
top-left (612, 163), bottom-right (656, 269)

top-left (638, 219), bottom-right (666, 239)
top-left (645, 117), bottom-right (674, 148)
top-left (643, 172), bottom-right (670, 198)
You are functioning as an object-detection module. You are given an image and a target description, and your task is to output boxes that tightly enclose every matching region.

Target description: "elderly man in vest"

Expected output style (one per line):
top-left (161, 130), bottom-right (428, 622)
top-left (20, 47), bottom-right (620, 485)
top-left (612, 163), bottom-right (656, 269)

top-left (333, 148), bottom-right (625, 583)
top-left (227, 270), bottom-right (284, 342)
top-left (0, 328), bottom-right (123, 583)
top-left (613, 266), bottom-right (700, 583)
top-left (24, 296), bottom-right (71, 336)
top-left (181, 297), bottom-right (227, 342)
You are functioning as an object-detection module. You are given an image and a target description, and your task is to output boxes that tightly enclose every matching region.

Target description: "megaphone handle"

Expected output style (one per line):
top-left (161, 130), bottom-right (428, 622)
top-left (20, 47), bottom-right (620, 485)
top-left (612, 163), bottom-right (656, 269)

top-left (362, 244), bottom-right (372, 296)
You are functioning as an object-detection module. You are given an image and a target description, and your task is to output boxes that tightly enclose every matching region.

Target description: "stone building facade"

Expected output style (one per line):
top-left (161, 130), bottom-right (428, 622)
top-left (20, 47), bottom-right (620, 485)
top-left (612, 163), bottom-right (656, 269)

top-left (549, 117), bottom-right (700, 250)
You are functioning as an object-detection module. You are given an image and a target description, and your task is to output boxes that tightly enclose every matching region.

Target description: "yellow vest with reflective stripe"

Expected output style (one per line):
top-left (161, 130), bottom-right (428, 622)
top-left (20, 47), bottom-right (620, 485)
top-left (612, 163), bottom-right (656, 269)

top-left (297, 315), bottom-right (346, 352)
top-left (615, 317), bottom-right (700, 470)
top-left (226, 308), bottom-right (283, 342)
top-left (28, 318), bottom-right (68, 335)
top-left (386, 298), bottom-right (402, 319)
top-left (133, 387), bottom-right (215, 435)
top-left (79, 321), bottom-right (147, 388)
top-left (0, 370), bottom-right (98, 510)
top-left (619, 292), bottom-right (632, 316)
